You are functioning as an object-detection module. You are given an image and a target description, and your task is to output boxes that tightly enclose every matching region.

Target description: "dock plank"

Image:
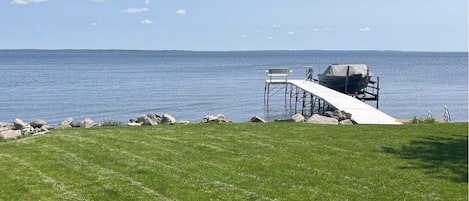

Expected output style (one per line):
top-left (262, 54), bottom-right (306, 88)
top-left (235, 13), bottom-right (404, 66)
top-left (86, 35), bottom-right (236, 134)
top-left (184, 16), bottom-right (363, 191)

top-left (288, 80), bottom-right (401, 125)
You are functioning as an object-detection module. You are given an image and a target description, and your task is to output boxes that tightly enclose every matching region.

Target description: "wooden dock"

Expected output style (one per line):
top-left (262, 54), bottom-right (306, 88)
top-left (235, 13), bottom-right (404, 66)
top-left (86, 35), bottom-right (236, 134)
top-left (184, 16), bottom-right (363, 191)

top-left (288, 80), bottom-right (401, 124)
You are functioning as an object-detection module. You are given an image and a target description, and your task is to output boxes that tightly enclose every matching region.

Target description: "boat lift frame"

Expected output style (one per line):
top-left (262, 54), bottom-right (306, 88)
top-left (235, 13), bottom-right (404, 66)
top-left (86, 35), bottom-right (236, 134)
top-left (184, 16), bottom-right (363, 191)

top-left (264, 67), bottom-right (380, 118)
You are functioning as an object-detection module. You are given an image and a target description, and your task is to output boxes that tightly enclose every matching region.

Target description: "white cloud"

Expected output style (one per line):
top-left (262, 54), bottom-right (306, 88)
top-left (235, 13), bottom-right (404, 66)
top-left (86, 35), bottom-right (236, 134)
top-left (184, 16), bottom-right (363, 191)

top-left (272, 24), bottom-right (278, 28)
top-left (141, 19), bottom-right (153, 24)
top-left (144, 0), bottom-right (150, 4)
top-left (313, 28), bottom-right (321, 32)
top-left (90, 22), bottom-right (97, 26)
top-left (359, 27), bottom-right (371, 32)
top-left (266, 36), bottom-right (273, 40)
top-left (176, 9), bottom-right (186, 15)
top-left (10, 0), bottom-right (47, 5)
top-left (122, 7), bottom-right (149, 13)
top-left (241, 35), bottom-right (247, 39)
top-left (287, 31), bottom-right (295, 35)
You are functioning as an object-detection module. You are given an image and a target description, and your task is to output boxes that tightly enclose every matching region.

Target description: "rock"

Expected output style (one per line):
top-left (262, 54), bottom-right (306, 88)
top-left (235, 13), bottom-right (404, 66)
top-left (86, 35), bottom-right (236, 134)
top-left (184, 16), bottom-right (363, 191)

top-left (22, 126), bottom-right (34, 135)
top-left (292, 113), bottom-right (305, 122)
top-left (14, 118), bottom-right (27, 130)
top-left (32, 131), bottom-right (47, 136)
top-left (30, 119), bottom-right (47, 128)
top-left (176, 120), bottom-right (190, 124)
top-left (306, 114), bottom-right (339, 125)
top-left (57, 118), bottom-right (74, 129)
top-left (161, 114), bottom-right (177, 125)
top-left (137, 113), bottom-right (161, 126)
top-left (0, 122), bottom-right (13, 130)
top-left (339, 119), bottom-right (355, 125)
top-left (0, 123), bottom-right (13, 132)
top-left (324, 110), bottom-right (346, 121)
top-left (342, 111), bottom-right (352, 119)
top-left (83, 118), bottom-right (96, 128)
top-left (127, 122), bottom-right (143, 126)
top-left (0, 130), bottom-right (21, 140)
top-left (40, 125), bottom-right (49, 132)
top-left (33, 127), bottom-right (42, 134)
top-left (70, 120), bottom-right (84, 128)
top-left (203, 114), bottom-right (230, 123)
top-left (249, 116), bottom-right (266, 123)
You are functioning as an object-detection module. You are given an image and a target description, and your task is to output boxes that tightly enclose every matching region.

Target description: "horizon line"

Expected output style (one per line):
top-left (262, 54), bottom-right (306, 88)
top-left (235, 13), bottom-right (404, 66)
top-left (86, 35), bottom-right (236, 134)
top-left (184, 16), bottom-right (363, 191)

top-left (0, 48), bottom-right (467, 53)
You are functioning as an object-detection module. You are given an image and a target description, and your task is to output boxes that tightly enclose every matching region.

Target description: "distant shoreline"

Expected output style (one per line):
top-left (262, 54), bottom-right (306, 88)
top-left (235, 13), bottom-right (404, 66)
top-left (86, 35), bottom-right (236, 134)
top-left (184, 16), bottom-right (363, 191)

top-left (0, 49), bottom-right (467, 54)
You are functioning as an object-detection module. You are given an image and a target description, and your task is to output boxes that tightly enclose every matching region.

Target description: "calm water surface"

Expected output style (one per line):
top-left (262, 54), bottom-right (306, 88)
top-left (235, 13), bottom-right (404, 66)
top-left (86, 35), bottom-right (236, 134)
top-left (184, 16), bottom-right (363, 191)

top-left (0, 50), bottom-right (467, 124)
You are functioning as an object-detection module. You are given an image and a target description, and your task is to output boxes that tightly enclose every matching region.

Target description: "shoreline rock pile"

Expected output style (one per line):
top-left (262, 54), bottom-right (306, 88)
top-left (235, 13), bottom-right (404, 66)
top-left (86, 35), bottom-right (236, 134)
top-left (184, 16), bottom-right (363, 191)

top-left (289, 109), bottom-right (355, 125)
top-left (0, 117), bottom-right (101, 140)
top-left (129, 113), bottom-right (179, 126)
top-left (1, 110), bottom-right (356, 141)
top-left (0, 118), bottom-right (51, 140)
top-left (57, 117), bottom-right (98, 129)
top-left (203, 114), bottom-right (231, 123)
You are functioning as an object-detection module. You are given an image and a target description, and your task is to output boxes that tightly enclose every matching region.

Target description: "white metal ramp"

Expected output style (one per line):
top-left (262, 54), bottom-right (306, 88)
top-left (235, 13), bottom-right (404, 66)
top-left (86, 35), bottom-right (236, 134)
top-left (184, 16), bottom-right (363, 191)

top-left (288, 80), bottom-right (401, 125)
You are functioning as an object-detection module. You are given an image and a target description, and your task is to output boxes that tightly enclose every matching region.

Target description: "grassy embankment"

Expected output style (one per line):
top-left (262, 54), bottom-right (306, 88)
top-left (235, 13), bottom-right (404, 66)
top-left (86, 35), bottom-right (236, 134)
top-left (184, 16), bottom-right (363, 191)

top-left (0, 123), bottom-right (467, 201)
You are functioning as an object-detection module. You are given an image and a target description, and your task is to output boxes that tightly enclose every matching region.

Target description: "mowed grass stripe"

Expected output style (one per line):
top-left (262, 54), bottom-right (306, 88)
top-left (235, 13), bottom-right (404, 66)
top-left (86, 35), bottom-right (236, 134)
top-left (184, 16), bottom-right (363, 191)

top-left (84, 125), bottom-right (361, 200)
top-left (107, 131), bottom-right (279, 201)
top-left (102, 126), bottom-right (315, 196)
top-left (5, 137), bottom-right (175, 201)
top-left (55, 132), bottom-right (277, 201)
top-left (49, 134), bottom-right (190, 200)
top-left (57, 125), bottom-right (430, 200)
top-left (36, 144), bottom-right (175, 201)
top-left (0, 153), bottom-right (90, 201)
top-left (1, 123), bottom-right (466, 200)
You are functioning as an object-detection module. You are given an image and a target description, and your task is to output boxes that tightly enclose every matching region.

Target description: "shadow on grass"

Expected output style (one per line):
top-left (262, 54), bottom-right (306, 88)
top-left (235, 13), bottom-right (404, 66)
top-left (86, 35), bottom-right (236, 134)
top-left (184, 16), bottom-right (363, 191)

top-left (382, 135), bottom-right (468, 183)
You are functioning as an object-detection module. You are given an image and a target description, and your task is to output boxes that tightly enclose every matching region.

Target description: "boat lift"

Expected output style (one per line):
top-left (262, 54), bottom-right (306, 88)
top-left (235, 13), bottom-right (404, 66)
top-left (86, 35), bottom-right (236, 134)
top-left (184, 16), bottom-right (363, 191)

top-left (264, 67), bottom-right (384, 122)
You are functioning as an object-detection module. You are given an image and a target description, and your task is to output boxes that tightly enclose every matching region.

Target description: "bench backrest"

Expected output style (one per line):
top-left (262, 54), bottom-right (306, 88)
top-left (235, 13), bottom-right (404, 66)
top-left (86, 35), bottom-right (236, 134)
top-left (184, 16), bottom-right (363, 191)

top-left (265, 68), bottom-right (292, 82)
top-left (266, 68), bottom-right (292, 77)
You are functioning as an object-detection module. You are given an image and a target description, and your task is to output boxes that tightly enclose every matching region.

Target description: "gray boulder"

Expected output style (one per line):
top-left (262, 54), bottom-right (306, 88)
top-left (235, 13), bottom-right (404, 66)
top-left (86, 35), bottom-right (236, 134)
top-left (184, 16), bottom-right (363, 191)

top-left (249, 116), bottom-right (266, 123)
top-left (342, 111), bottom-right (352, 120)
top-left (306, 114), bottom-right (339, 125)
top-left (40, 125), bottom-right (50, 132)
top-left (14, 118), bottom-right (27, 130)
top-left (0, 130), bottom-right (21, 140)
top-left (83, 118), bottom-right (96, 128)
top-left (30, 119), bottom-right (47, 128)
top-left (324, 110), bottom-right (346, 121)
top-left (127, 122), bottom-right (143, 126)
top-left (70, 120), bottom-right (84, 128)
top-left (203, 114), bottom-right (230, 123)
top-left (57, 118), bottom-right (74, 129)
top-left (339, 119), bottom-right (355, 125)
top-left (22, 126), bottom-right (34, 135)
top-left (161, 114), bottom-right (177, 125)
top-left (292, 113), bottom-right (305, 122)
top-left (0, 122), bottom-right (13, 131)
top-left (137, 113), bottom-right (161, 126)
top-left (324, 110), bottom-right (352, 121)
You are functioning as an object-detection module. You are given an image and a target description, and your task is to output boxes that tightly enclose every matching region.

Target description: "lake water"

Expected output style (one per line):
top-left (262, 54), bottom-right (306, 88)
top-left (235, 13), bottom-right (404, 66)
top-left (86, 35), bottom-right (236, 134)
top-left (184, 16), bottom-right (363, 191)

top-left (0, 50), bottom-right (467, 124)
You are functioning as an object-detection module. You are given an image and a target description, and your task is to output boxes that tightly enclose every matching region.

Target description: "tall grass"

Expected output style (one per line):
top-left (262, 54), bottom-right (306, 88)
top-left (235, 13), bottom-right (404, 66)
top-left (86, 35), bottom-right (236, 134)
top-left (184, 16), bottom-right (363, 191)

top-left (0, 123), bottom-right (467, 200)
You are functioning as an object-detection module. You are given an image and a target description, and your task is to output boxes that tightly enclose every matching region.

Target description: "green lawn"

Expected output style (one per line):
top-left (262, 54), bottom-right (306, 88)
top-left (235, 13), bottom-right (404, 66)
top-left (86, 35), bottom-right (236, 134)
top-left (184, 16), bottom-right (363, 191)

top-left (0, 123), bottom-right (467, 201)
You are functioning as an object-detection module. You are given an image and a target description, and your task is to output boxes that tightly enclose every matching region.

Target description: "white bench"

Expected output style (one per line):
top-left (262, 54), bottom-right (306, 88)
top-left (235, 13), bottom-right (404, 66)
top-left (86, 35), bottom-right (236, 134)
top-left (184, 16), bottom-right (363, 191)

top-left (265, 68), bottom-right (292, 83)
top-left (264, 68), bottom-right (292, 105)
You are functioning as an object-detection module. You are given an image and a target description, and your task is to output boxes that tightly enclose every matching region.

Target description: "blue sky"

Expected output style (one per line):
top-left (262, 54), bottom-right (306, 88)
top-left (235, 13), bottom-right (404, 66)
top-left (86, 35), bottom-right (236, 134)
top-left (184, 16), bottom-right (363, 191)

top-left (1, 0), bottom-right (467, 51)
